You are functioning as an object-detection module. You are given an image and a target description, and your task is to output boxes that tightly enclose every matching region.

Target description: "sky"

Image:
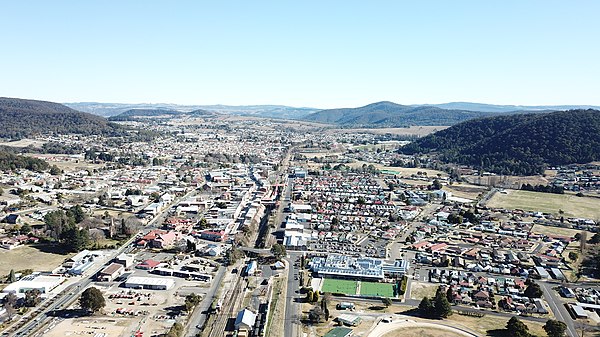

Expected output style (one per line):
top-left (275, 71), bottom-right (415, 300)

top-left (1, 1), bottom-right (599, 109)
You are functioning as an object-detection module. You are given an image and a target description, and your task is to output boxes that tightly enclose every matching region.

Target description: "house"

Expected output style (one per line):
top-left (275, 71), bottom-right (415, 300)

top-left (199, 230), bottom-right (227, 242)
top-left (136, 259), bottom-right (161, 270)
top-left (148, 231), bottom-right (179, 249)
top-left (473, 290), bottom-right (490, 301)
top-left (98, 263), bottom-right (124, 282)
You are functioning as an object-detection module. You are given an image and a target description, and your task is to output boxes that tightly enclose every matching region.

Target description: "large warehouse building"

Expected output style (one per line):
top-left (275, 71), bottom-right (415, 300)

top-left (124, 276), bottom-right (175, 290)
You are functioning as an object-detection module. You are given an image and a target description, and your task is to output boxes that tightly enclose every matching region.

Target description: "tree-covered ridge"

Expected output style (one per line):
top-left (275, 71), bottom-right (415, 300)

top-left (400, 109), bottom-right (600, 175)
top-left (302, 101), bottom-right (545, 127)
top-left (0, 97), bottom-right (122, 139)
top-left (0, 151), bottom-right (49, 172)
top-left (108, 108), bottom-right (218, 121)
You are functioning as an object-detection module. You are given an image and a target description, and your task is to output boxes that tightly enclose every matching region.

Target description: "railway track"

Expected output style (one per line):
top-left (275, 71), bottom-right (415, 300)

top-left (207, 276), bottom-right (245, 337)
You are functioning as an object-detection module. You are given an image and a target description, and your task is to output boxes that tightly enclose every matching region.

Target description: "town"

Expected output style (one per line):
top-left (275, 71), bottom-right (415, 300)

top-left (0, 113), bottom-right (599, 337)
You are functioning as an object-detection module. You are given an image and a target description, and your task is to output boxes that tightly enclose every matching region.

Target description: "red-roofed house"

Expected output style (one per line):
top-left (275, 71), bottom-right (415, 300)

top-left (136, 259), bottom-right (161, 270)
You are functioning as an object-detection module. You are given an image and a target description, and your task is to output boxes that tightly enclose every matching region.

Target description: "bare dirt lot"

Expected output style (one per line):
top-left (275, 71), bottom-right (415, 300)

top-left (43, 317), bottom-right (131, 337)
top-left (0, 244), bottom-right (73, 276)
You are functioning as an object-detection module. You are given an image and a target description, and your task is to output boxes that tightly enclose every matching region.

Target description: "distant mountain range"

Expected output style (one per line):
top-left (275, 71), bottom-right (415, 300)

top-left (400, 109), bottom-right (600, 175)
top-left (0, 97), bottom-right (121, 140)
top-left (67, 101), bottom-right (600, 127)
top-left (66, 102), bottom-right (319, 119)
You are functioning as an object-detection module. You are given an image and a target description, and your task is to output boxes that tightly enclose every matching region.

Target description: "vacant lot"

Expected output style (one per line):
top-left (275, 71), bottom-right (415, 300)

top-left (487, 189), bottom-right (600, 219)
top-left (321, 278), bottom-right (358, 295)
top-left (381, 327), bottom-right (465, 337)
top-left (0, 244), bottom-right (73, 277)
top-left (360, 281), bottom-right (395, 297)
top-left (448, 313), bottom-right (546, 336)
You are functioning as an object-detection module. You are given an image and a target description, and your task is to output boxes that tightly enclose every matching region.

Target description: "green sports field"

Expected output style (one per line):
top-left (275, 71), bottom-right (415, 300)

top-left (321, 279), bottom-right (358, 295)
top-left (360, 281), bottom-right (395, 297)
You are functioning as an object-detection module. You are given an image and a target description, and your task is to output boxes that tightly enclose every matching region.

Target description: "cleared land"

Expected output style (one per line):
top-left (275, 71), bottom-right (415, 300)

top-left (0, 244), bottom-right (73, 277)
top-left (487, 189), bottom-right (600, 219)
top-left (360, 281), bottom-right (395, 297)
top-left (328, 126), bottom-right (449, 136)
top-left (321, 279), bottom-right (358, 295)
top-left (448, 313), bottom-right (546, 337)
top-left (381, 327), bottom-right (464, 337)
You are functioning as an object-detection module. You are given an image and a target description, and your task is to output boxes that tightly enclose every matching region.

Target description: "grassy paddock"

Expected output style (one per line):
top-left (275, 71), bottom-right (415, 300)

top-left (487, 189), bottom-right (600, 219)
top-left (0, 244), bottom-right (73, 277)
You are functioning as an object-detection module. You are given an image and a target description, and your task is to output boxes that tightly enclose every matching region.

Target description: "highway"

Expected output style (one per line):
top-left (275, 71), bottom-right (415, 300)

top-left (539, 281), bottom-right (578, 337)
top-left (184, 266), bottom-right (226, 337)
top-left (284, 253), bottom-right (302, 337)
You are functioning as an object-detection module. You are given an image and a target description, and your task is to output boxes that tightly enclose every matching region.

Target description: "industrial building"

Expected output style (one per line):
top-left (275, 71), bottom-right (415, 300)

top-left (97, 263), bottom-right (125, 282)
top-left (124, 276), bottom-right (175, 290)
top-left (2, 274), bottom-right (64, 295)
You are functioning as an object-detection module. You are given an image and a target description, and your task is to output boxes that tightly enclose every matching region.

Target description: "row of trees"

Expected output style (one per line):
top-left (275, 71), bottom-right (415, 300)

top-left (506, 316), bottom-right (567, 337)
top-left (520, 184), bottom-right (564, 194)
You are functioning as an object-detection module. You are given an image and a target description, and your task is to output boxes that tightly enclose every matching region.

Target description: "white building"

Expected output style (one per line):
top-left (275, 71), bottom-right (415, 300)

top-left (124, 276), bottom-right (174, 290)
top-left (2, 274), bottom-right (64, 295)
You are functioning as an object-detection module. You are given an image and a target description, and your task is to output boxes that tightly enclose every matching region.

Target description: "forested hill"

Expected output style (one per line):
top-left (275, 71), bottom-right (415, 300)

top-left (399, 109), bottom-right (600, 175)
top-left (0, 97), bottom-right (120, 139)
top-left (302, 101), bottom-right (524, 127)
top-left (108, 108), bottom-right (217, 121)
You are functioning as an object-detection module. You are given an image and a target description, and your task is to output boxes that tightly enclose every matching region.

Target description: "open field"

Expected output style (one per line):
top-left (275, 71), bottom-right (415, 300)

top-left (44, 317), bottom-right (132, 337)
top-left (448, 312), bottom-right (547, 337)
top-left (0, 244), bottom-right (73, 277)
top-left (443, 183), bottom-right (488, 200)
top-left (327, 126), bottom-right (450, 136)
top-left (360, 281), bottom-right (395, 297)
top-left (486, 189), bottom-right (600, 219)
top-left (531, 224), bottom-right (594, 238)
top-left (409, 282), bottom-right (438, 300)
top-left (0, 138), bottom-right (46, 148)
top-left (381, 327), bottom-right (465, 337)
top-left (349, 161), bottom-right (448, 178)
top-left (321, 278), bottom-right (358, 295)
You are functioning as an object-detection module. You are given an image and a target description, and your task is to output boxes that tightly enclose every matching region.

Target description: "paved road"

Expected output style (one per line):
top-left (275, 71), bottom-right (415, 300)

top-left (284, 252), bottom-right (303, 337)
top-left (184, 266), bottom-right (226, 337)
top-left (539, 281), bottom-right (578, 337)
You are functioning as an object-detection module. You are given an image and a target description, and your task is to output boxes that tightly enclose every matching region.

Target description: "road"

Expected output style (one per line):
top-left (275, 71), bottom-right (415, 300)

top-left (283, 252), bottom-right (303, 337)
top-left (7, 189), bottom-right (196, 337)
top-left (184, 266), bottom-right (226, 337)
top-left (539, 281), bottom-right (578, 337)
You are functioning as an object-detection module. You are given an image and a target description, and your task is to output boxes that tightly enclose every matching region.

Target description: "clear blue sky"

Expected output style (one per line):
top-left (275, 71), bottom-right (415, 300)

top-left (1, 1), bottom-right (599, 108)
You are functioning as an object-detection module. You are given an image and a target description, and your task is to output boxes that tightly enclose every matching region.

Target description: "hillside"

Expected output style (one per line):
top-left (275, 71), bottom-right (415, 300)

top-left (400, 109), bottom-right (600, 175)
top-left (0, 97), bottom-right (120, 139)
top-left (108, 108), bottom-right (218, 121)
top-left (303, 101), bottom-right (510, 126)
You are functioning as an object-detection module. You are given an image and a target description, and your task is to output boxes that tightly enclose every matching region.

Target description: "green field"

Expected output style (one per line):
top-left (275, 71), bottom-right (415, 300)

top-left (487, 189), bottom-right (600, 219)
top-left (360, 281), bottom-right (395, 297)
top-left (321, 279), bottom-right (358, 295)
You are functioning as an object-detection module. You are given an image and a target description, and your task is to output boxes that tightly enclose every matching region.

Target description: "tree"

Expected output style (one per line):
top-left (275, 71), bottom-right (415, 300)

top-left (446, 286), bottom-right (454, 303)
top-left (382, 297), bottom-right (393, 307)
top-left (79, 287), bottom-right (106, 314)
top-left (308, 305), bottom-right (325, 323)
top-left (270, 244), bottom-right (286, 260)
top-left (24, 289), bottom-right (42, 307)
top-left (506, 316), bottom-right (530, 337)
top-left (67, 204), bottom-right (87, 223)
top-left (198, 217), bottom-right (208, 228)
top-left (49, 165), bottom-right (62, 175)
top-left (568, 252), bottom-right (578, 261)
top-left (543, 319), bottom-right (567, 337)
top-left (418, 296), bottom-right (434, 318)
top-left (433, 289), bottom-right (453, 318)
top-left (166, 322), bottom-right (184, 337)
top-left (306, 289), bottom-right (314, 303)
top-left (7, 269), bottom-right (16, 283)
top-left (184, 293), bottom-right (202, 312)
top-left (3, 292), bottom-right (18, 320)
top-left (431, 179), bottom-right (442, 190)
top-left (524, 281), bottom-right (543, 298)
top-left (590, 232), bottom-right (600, 244)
